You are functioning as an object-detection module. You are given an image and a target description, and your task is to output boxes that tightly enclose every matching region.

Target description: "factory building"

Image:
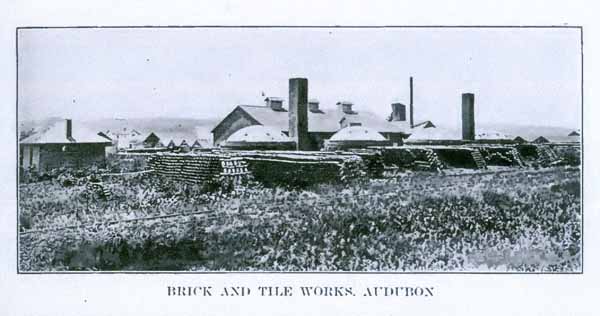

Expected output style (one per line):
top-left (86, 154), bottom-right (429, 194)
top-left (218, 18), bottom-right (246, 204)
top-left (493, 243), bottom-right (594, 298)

top-left (532, 134), bottom-right (581, 144)
top-left (406, 93), bottom-right (514, 145)
top-left (211, 78), bottom-right (410, 151)
top-left (387, 77), bottom-right (436, 137)
top-left (19, 119), bottom-right (111, 172)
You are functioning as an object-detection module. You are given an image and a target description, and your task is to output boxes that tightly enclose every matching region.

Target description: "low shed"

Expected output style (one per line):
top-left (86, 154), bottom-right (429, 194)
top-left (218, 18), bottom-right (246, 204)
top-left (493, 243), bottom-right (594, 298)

top-left (19, 119), bottom-right (111, 172)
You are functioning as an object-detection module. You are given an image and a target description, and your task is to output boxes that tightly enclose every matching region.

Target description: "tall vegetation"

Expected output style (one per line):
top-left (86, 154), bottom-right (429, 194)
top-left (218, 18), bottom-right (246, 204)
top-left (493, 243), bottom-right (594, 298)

top-left (18, 168), bottom-right (581, 272)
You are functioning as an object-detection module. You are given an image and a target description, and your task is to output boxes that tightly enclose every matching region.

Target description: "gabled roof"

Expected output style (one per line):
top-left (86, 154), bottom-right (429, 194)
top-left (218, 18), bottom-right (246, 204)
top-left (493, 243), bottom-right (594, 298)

top-left (20, 121), bottom-right (111, 144)
top-left (143, 132), bottom-right (160, 142)
top-left (156, 131), bottom-right (202, 147)
top-left (389, 120), bottom-right (412, 133)
top-left (216, 105), bottom-right (407, 135)
top-left (407, 126), bottom-right (461, 141)
top-left (103, 128), bottom-right (141, 137)
top-left (532, 136), bottom-right (549, 143)
top-left (97, 131), bottom-right (113, 141)
top-left (413, 120), bottom-right (436, 128)
top-left (406, 126), bottom-right (512, 142)
top-left (477, 130), bottom-right (513, 140)
top-left (513, 136), bottom-right (528, 143)
top-left (533, 135), bottom-right (580, 143)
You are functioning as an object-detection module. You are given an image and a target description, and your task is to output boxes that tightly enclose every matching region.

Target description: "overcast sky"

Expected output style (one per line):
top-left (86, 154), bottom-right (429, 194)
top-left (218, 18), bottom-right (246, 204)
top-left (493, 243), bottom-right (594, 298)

top-left (17, 27), bottom-right (581, 129)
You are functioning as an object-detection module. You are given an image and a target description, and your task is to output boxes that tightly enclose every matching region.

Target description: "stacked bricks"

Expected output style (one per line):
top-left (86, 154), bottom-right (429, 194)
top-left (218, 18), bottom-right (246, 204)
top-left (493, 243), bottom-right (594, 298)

top-left (219, 157), bottom-right (251, 186)
top-left (470, 150), bottom-right (487, 170)
top-left (232, 151), bottom-right (366, 187)
top-left (550, 145), bottom-right (581, 166)
top-left (86, 181), bottom-right (112, 199)
top-left (534, 145), bottom-right (561, 167)
top-left (377, 147), bottom-right (445, 171)
top-left (476, 146), bottom-right (523, 167)
top-left (147, 151), bottom-right (367, 187)
top-left (147, 153), bottom-right (229, 184)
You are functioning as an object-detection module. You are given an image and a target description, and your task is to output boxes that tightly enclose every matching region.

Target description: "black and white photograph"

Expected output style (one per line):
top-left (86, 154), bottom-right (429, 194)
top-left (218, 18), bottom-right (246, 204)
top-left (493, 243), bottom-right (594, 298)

top-left (16, 26), bottom-right (582, 273)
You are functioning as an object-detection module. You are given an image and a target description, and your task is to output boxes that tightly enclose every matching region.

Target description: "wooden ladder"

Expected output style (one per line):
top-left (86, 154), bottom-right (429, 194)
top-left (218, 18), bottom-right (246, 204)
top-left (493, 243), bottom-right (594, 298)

top-left (470, 150), bottom-right (487, 170)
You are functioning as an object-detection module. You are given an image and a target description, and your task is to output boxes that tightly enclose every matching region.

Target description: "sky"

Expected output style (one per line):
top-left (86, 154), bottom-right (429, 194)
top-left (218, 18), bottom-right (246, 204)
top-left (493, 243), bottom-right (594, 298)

top-left (17, 27), bottom-right (582, 129)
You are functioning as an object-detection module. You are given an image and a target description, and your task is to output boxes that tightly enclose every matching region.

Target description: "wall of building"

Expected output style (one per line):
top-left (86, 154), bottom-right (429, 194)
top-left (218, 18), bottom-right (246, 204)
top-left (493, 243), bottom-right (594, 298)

top-left (21, 145), bottom-right (29, 169)
top-left (20, 145), bottom-right (40, 170)
top-left (35, 143), bottom-right (107, 171)
top-left (308, 132), bottom-right (335, 151)
top-left (212, 109), bottom-right (259, 146)
top-left (381, 132), bottom-right (406, 146)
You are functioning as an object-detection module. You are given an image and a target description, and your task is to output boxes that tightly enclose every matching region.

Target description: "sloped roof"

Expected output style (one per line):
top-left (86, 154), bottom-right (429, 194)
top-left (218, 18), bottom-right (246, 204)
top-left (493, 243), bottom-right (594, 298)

top-left (232, 105), bottom-right (406, 134)
top-left (476, 130), bottom-right (513, 140)
top-left (389, 120), bottom-right (436, 133)
top-left (406, 126), bottom-right (513, 142)
top-left (97, 131), bottom-right (113, 141)
top-left (389, 120), bottom-right (413, 133)
top-left (407, 126), bottom-right (461, 141)
top-left (156, 130), bottom-right (202, 147)
top-left (20, 121), bottom-right (111, 144)
top-left (534, 135), bottom-right (580, 143)
top-left (513, 136), bottom-right (528, 143)
top-left (329, 126), bottom-right (387, 141)
top-left (413, 120), bottom-right (436, 128)
top-left (227, 125), bottom-right (293, 143)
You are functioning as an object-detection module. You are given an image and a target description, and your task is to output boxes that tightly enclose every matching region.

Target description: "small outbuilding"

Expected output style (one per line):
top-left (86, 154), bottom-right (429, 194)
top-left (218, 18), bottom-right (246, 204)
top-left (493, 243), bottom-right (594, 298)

top-left (19, 119), bottom-right (111, 172)
top-left (533, 134), bottom-right (581, 144)
top-left (513, 136), bottom-right (528, 143)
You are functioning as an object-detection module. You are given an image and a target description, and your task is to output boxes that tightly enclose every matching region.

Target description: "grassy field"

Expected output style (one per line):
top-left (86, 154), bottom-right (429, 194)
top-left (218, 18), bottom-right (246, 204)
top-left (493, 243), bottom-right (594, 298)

top-left (18, 167), bottom-right (581, 272)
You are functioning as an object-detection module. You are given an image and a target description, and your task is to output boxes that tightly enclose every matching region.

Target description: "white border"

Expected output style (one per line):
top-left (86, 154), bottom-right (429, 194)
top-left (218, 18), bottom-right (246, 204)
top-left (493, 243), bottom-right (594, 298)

top-left (1, 1), bottom-right (598, 315)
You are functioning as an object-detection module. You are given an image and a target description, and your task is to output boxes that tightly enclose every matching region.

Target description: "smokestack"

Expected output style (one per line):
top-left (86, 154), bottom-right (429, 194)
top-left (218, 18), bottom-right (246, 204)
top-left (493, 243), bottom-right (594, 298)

top-left (390, 103), bottom-right (406, 121)
top-left (289, 78), bottom-right (310, 150)
top-left (66, 119), bottom-right (73, 140)
top-left (409, 77), bottom-right (414, 128)
top-left (462, 93), bottom-right (475, 141)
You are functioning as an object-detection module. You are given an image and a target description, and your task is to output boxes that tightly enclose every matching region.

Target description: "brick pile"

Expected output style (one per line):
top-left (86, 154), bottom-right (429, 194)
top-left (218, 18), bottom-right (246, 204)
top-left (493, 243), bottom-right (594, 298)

top-left (236, 151), bottom-right (353, 187)
top-left (147, 153), bottom-right (236, 184)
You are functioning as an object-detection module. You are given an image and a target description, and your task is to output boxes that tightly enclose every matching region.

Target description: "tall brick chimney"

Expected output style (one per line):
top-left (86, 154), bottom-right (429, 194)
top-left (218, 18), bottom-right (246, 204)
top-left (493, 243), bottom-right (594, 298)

top-left (66, 119), bottom-right (73, 141)
top-left (461, 93), bottom-right (475, 141)
top-left (409, 76), bottom-right (414, 128)
top-left (288, 78), bottom-right (310, 150)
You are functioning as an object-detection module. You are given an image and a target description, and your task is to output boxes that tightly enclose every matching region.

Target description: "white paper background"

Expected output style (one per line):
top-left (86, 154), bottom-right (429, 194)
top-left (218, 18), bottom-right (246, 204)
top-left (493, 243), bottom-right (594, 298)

top-left (1, 1), bottom-right (598, 315)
